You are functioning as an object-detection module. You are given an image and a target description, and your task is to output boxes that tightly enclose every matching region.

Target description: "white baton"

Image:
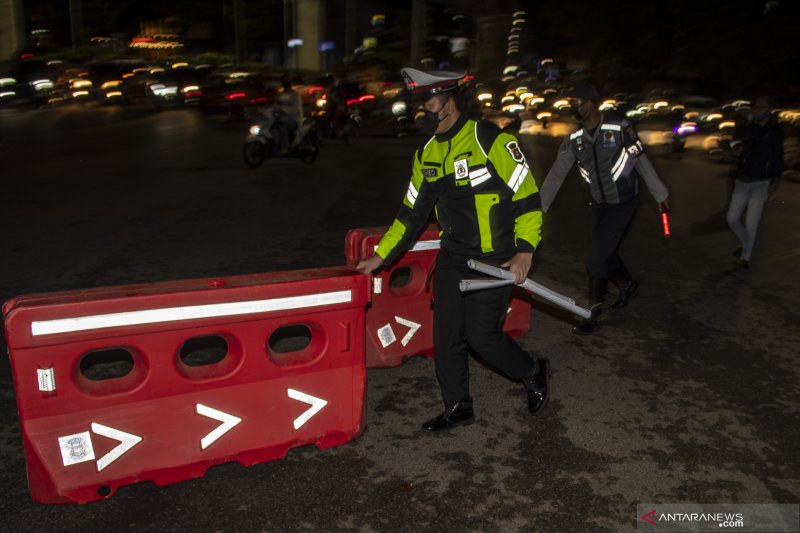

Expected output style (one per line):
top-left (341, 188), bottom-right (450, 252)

top-left (463, 259), bottom-right (599, 321)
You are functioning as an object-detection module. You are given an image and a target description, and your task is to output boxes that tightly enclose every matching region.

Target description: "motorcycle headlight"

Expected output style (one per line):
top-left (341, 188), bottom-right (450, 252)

top-left (391, 101), bottom-right (407, 115)
top-left (249, 125), bottom-right (261, 136)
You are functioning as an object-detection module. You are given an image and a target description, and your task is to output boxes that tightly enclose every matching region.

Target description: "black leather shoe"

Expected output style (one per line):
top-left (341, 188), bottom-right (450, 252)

top-left (572, 319), bottom-right (599, 335)
top-left (611, 280), bottom-right (639, 309)
top-left (523, 358), bottom-right (551, 415)
top-left (422, 402), bottom-right (475, 432)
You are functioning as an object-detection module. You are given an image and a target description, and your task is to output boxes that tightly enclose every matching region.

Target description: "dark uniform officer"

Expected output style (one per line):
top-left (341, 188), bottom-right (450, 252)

top-left (357, 67), bottom-right (551, 432)
top-left (539, 81), bottom-right (670, 334)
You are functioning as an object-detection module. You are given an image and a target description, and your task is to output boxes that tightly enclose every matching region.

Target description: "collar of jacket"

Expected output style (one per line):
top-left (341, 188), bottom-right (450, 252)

top-left (434, 113), bottom-right (469, 142)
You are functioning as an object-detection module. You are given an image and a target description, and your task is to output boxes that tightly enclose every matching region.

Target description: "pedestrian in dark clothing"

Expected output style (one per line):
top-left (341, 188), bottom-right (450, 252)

top-left (726, 98), bottom-right (783, 269)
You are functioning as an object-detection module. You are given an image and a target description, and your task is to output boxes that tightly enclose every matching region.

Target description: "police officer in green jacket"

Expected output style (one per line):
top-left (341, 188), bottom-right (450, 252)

top-left (357, 68), bottom-right (551, 432)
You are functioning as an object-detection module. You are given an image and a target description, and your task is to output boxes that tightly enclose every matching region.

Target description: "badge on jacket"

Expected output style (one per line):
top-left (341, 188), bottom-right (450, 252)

top-left (505, 141), bottom-right (526, 163)
top-left (602, 131), bottom-right (617, 147)
top-left (454, 158), bottom-right (469, 180)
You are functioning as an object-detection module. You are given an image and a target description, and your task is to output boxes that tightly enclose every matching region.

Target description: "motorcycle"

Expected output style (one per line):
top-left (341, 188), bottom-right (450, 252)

top-left (242, 107), bottom-right (321, 167)
top-left (312, 93), bottom-right (362, 145)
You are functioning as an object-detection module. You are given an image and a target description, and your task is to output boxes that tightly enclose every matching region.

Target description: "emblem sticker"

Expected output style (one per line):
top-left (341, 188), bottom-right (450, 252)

top-left (422, 168), bottom-right (437, 178)
top-left (454, 158), bottom-right (469, 180)
top-left (59, 431), bottom-right (95, 466)
top-left (505, 141), bottom-right (526, 163)
top-left (602, 131), bottom-right (617, 147)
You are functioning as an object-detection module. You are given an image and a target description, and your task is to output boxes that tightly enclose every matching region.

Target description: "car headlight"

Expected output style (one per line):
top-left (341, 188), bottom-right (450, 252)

top-left (391, 101), bottom-right (407, 115)
top-left (316, 98), bottom-right (327, 108)
top-left (249, 125), bottom-right (261, 136)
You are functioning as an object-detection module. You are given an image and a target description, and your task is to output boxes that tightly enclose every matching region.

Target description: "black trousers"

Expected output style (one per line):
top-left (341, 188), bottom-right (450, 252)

top-left (588, 198), bottom-right (637, 287)
top-left (433, 251), bottom-right (536, 409)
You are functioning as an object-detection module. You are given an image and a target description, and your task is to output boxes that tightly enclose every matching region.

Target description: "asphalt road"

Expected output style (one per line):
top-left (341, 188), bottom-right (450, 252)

top-left (1, 105), bottom-right (798, 532)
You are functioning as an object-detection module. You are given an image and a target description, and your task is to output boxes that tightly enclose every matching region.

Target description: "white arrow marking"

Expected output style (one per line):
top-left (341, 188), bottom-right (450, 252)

top-left (196, 403), bottom-right (242, 450)
top-left (395, 316), bottom-right (422, 347)
top-left (287, 388), bottom-right (328, 430)
top-left (91, 423), bottom-right (142, 471)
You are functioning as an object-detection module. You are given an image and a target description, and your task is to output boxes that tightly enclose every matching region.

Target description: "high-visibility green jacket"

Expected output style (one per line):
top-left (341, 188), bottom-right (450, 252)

top-left (376, 115), bottom-right (542, 265)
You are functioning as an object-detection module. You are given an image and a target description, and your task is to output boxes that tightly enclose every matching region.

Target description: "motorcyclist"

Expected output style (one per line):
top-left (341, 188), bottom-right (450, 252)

top-left (275, 74), bottom-right (304, 155)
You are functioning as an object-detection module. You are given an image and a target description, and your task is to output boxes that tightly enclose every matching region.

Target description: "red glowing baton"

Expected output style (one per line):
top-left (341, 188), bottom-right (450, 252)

top-left (661, 210), bottom-right (671, 238)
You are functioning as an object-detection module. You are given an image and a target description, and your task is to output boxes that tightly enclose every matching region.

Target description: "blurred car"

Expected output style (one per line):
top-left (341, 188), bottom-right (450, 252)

top-left (1, 58), bottom-right (63, 107)
top-left (198, 71), bottom-right (277, 117)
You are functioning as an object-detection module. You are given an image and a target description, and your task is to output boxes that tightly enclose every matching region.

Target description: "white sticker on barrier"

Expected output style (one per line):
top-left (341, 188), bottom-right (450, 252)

top-left (37, 367), bottom-right (56, 392)
top-left (377, 323), bottom-right (396, 347)
top-left (373, 277), bottom-right (383, 294)
top-left (59, 431), bottom-right (95, 466)
top-left (196, 403), bottom-right (242, 450)
top-left (395, 316), bottom-right (421, 347)
top-left (507, 307), bottom-right (513, 315)
top-left (287, 389), bottom-right (328, 430)
top-left (91, 423), bottom-right (142, 471)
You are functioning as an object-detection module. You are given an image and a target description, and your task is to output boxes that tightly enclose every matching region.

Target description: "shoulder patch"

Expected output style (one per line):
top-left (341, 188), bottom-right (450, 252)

top-left (505, 140), bottom-right (526, 163)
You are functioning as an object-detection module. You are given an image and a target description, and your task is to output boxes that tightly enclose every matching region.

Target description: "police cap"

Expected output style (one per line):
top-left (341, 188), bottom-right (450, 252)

top-left (401, 67), bottom-right (466, 97)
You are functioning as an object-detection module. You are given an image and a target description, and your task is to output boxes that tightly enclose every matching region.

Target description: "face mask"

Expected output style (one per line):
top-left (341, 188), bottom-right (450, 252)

top-left (751, 112), bottom-right (768, 122)
top-left (418, 110), bottom-right (441, 134)
top-left (417, 98), bottom-right (449, 134)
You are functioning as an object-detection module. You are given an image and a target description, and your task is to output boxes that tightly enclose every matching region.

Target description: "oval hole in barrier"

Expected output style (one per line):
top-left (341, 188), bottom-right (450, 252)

top-left (74, 347), bottom-right (148, 396)
top-left (176, 334), bottom-right (242, 380)
top-left (388, 264), bottom-right (425, 297)
top-left (179, 335), bottom-right (228, 366)
top-left (389, 267), bottom-right (412, 289)
top-left (80, 348), bottom-right (134, 380)
top-left (267, 323), bottom-right (323, 366)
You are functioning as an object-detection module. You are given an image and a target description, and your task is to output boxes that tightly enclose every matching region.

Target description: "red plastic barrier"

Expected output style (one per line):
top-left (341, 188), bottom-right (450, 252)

top-left (345, 225), bottom-right (531, 368)
top-left (3, 268), bottom-right (369, 504)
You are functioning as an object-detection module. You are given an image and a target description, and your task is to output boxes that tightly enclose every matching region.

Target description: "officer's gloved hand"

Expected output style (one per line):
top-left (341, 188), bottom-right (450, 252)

top-left (502, 252), bottom-right (533, 284)
top-left (659, 197), bottom-right (671, 212)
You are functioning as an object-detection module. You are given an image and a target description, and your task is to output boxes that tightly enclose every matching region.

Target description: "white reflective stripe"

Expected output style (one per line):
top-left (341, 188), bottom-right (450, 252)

top-left (406, 181), bottom-right (418, 206)
top-left (474, 123), bottom-right (487, 157)
top-left (30, 290), bottom-right (353, 336)
top-left (570, 129), bottom-right (584, 140)
top-left (509, 163), bottom-right (528, 193)
top-left (611, 150), bottom-right (628, 176)
top-left (612, 151), bottom-right (630, 181)
top-left (470, 168), bottom-right (491, 187)
top-left (468, 167), bottom-right (489, 179)
top-left (578, 166), bottom-right (591, 183)
top-left (471, 174), bottom-right (491, 187)
top-left (373, 240), bottom-right (440, 253)
top-left (601, 123), bottom-right (621, 131)
top-left (411, 240), bottom-right (441, 251)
